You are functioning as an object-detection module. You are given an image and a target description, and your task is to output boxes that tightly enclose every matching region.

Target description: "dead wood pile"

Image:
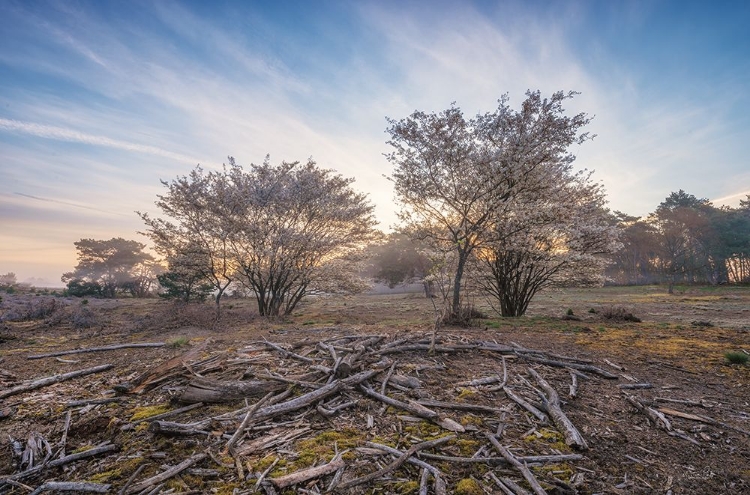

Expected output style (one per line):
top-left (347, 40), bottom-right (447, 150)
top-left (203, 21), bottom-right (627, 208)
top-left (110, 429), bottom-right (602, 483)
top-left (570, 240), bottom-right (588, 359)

top-left (1, 333), bottom-right (747, 494)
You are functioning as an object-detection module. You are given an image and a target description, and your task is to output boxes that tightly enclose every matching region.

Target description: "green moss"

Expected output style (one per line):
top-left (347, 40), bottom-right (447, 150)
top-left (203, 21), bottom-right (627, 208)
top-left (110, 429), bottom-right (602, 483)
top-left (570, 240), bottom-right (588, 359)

top-left (403, 421), bottom-right (444, 440)
top-left (88, 468), bottom-right (122, 483)
top-left (129, 404), bottom-right (171, 421)
top-left (453, 438), bottom-right (480, 456)
top-left (456, 388), bottom-right (476, 401)
top-left (455, 477), bottom-right (483, 494)
top-left (392, 480), bottom-right (420, 493)
top-left (523, 428), bottom-right (569, 452)
top-left (293, 428), bottom-right (363, 468)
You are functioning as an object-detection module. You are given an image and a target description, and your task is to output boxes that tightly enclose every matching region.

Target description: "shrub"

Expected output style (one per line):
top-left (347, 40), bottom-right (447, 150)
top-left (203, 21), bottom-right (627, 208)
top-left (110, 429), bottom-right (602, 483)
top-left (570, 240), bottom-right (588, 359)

top-left (71, 306), bottom-right (98, 328)
top-left (601, 306), bottom-right (641, 322)
top-left (725, 351), bottom-right (749, 365)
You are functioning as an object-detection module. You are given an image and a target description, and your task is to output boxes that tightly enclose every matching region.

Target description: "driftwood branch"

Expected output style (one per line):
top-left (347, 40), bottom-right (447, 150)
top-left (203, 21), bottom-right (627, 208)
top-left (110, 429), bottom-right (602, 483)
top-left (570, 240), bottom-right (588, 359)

top-left (124, 452), bottom-right (207, 494)
top-left (528, 368), bottom-right (588, 450)
top-left (338, 435), bottom-right (454, 490)
top-left (486, 434), bottom-right (547, 495)
top-left (29, 481), bottom-right (110, 494)
top-left (360, 385), bottom-right (464, 432)
top-left (269, 455), bottom-right (345, 489)
top-left (27, 343), bottom-right (165, 360)
top-left (0, 364), bottom-right (114, 400)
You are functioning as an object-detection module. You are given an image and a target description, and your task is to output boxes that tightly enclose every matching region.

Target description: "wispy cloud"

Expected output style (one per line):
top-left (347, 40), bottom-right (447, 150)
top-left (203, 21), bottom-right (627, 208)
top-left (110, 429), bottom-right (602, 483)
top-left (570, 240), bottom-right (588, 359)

top-left (0, 118), bottom-right (200, 163)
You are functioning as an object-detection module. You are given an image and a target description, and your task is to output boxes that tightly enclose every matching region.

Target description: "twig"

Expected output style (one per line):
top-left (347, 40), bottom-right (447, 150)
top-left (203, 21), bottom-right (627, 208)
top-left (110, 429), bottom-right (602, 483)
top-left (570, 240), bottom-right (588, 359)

top-left (57, 410), bottom-right (72, 459)
top-left (503, 387), bottom-right (548, 423)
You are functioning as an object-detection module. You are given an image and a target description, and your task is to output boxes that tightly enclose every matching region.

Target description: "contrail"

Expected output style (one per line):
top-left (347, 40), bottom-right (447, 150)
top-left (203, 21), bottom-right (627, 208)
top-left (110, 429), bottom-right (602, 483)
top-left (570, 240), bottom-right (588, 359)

top-left (0, 117), bottom-right (200, 164)
top-left (711, 190), bottom-right (750, 203)
top-left (14, 192), bottom-right (131, 217)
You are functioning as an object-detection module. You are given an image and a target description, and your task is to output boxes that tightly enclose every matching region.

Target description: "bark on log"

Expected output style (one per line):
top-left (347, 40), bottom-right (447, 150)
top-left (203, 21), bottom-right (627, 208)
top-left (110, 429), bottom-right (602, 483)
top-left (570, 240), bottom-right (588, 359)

top-left (27, 343), bottom-right (165, 360)
top-left (0, 364), bottom-right (114, 400)
top-left (179, 378), bottom-right (286, 404)
top-left (528, 368), bottom-right (588, 450)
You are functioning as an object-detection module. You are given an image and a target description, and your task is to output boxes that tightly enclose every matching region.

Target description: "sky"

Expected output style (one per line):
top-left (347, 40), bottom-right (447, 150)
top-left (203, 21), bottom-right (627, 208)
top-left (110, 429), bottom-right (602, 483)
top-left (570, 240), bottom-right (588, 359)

top-left (1, 0), bottom-right (749, 287)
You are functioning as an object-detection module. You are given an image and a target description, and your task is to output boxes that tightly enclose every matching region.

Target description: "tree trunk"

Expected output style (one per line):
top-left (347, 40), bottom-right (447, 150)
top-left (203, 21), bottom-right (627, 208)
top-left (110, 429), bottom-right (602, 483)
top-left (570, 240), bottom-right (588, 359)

top-left (451, 251), bottom-right (468, 318)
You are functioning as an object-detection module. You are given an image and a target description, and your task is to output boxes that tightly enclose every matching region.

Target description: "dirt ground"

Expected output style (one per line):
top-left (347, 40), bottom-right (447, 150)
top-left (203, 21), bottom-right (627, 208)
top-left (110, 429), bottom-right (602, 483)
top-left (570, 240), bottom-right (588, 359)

top-left (0, 285), bottom-right (748, 494)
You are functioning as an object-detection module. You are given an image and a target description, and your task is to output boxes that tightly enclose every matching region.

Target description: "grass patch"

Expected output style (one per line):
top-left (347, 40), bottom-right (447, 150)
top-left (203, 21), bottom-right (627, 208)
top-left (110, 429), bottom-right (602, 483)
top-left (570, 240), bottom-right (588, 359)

top-left (725, 351), bottom-right (749, 365)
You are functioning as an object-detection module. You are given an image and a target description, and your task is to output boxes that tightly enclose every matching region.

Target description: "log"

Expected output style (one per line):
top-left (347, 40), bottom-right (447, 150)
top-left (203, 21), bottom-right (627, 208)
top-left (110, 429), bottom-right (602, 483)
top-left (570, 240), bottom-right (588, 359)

top-left (250, 369), bottom-right (378, 422)
top-left (27, 343), bottom-right (165, 360)
top-left (148, 420), bottom-right (211, 436)
top-left (270, 456), bottom-right (345, 489)
top-left (527, 368), bottom-right (588, 450)
top-left (486, 434), bottom-right (547, 495)
top-left (0, 364), bottom-right (114, 400)
top-left (417, 452), bottom-right (583, 466)
top-left (179, 378), bottom-right (286, 404)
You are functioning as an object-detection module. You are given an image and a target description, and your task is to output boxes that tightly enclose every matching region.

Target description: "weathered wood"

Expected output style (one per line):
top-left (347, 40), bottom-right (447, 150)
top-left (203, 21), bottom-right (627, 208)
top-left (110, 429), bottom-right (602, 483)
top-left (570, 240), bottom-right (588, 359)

top-left (1, 444), bottom-right (118, 486)
top-left (179, 378), bottom-right (286, 404)
top-left (0, 364), bottom-right (114, 400)
top-left (124, 452), bottom-right (206, 494)
top-left (417, 399), bottom-right (509, 415)
top-left (29, 481), bottom-right (110, 494)
top-left (363, 442), bottom-right (447, 495)
top-left (148, 420), bottom-right (211, 436)
top-left (528, 368), bottom-right (588, 450)
top-left (519, 355), bottom-right (619, 379)
top-left (27, 343), bottom-right (165, 360)
top-left (270, 456), bottom-right (345, 489)
top-left (117, 340), bottom-right (209, 394)
top-left (263, 340), bottom-right (315, 364)
top-left (568, 371), bottom-right (579, 398)
top-left (225, 391), bottom-right (275, 451)
top-left (503, 387), bottom-right (548, 423)
top-left (360, 385), bottom-right (465, 432)
top-left (618, 383), bottom-right (653, 390)
top-left (625, 395), bottom-right (671, 431)
top-left (417, 452), bottom-right (584, 465)
top-left (486, 434), bottom-right (547, 495)
top-left (339, 435), bottom-right (454, 490)
top-left (658, 407), bottom-right (750, 436)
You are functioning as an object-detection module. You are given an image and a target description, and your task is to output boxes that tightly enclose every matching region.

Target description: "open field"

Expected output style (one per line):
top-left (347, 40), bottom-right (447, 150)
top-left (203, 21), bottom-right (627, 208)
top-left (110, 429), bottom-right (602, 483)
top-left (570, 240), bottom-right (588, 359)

top-left (0, 286), bottom-right (748, 494)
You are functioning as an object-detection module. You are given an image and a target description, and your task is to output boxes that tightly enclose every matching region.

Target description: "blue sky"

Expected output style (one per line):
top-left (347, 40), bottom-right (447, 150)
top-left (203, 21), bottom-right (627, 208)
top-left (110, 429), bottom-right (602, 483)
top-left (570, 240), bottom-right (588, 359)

top-left (1, 0), bottom-right (749, 286)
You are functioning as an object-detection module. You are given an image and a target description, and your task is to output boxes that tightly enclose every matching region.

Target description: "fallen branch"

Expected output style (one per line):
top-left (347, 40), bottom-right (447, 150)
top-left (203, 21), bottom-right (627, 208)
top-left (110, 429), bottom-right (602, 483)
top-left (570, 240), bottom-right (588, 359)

top-left (486, 434), bottom-right (547, 495)
top-left (364, 442), bottom-right (447, 495)
top-left (270, 455), bottom-right (345, 489)
top-left (1, 444), bottom-right (118, 486)
top-left (503, 387), bottom-right (548, 423)
top-left (0, 364), bottom-right (114, 400)
top-left (27, 343), bottom-right (165, 360)
top-left (625, 395), bottom-right (671, 431)
top-left (29, 481), bottom-right (110, 494)
top-left (658, 407), bottom-right (750, 436)
top-left (528, 368), bottom-right (588, 450)
top-left (124, 452), bottom-right (207, 494)
top-left (519, 355), bottom-right (618, 379)
top-left (360, 385), bottom-right (464, 432)
top-left (338, 435), bottom-right (454, 490)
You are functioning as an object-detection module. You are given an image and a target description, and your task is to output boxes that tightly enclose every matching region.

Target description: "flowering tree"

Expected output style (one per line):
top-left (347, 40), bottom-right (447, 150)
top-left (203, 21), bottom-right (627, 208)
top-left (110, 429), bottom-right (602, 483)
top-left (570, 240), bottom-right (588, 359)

top-left (475, 175), bottom-right (620, 316)
top-left (140, 167), bottom-right (236, 315)
top-left (387, 90), bottom-right (595, 321)
top-left (224, 157), bottom-right (378, 316)
top-left (141, 157), bottom-right (378, 317)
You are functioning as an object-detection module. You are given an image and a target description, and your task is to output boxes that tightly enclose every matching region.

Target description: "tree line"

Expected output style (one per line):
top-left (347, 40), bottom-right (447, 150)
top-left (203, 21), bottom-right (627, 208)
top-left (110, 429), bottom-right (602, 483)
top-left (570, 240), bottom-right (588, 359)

top-left (57, 90), bottom-right (748, 321)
